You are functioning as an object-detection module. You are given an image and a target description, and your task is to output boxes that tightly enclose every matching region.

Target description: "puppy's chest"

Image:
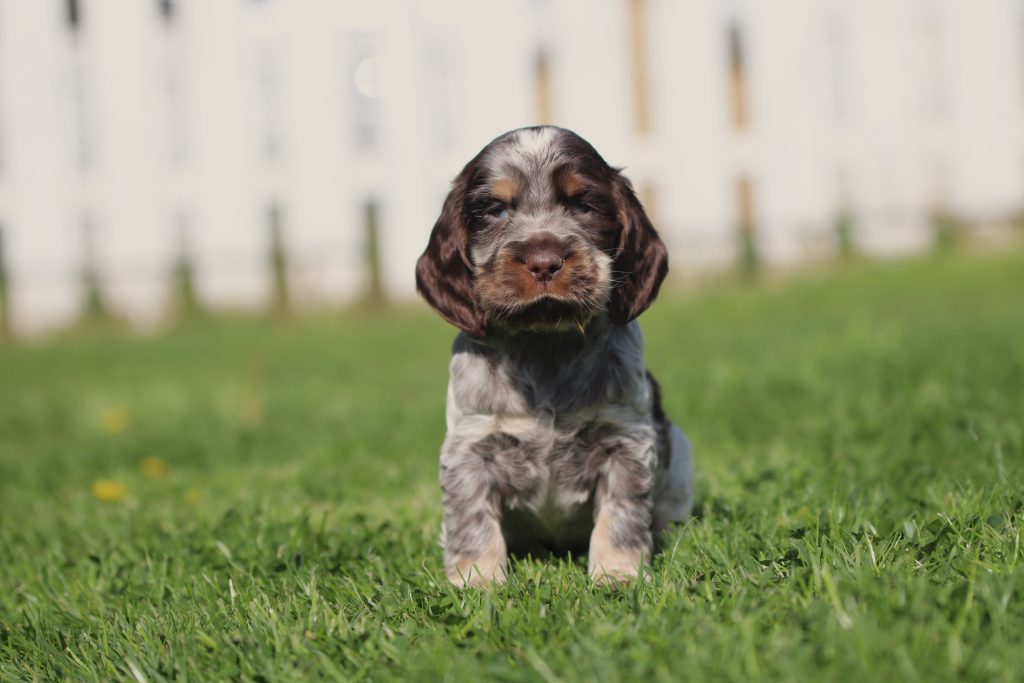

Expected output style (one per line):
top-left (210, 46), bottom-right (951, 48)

top-left (498, 418), bottom-right (595, 506)
top-left (460, 412), bottom-right (650, 538)
top-left (475, 416), bottom-right (601, 540)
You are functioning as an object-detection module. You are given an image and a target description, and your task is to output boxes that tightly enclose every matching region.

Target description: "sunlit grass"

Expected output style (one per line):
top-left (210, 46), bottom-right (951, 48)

top-left (1, 249), bottom-right (1022, 681)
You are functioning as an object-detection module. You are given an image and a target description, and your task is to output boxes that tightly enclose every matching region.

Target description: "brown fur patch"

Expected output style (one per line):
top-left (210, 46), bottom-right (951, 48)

top-left (616, 208), bottom-right (629, 237)
top-left (490, 177), bottom-right (519, 203)
top-left (558, 168), bottom-right (587, 198)
top-left (475, 245), bottom-right (597, 320)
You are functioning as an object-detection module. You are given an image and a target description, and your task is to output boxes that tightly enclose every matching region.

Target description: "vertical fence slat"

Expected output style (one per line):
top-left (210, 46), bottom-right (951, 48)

top-left (80, 217), bottom-right (109, 324)
top-left (0, 225), bottom-right (10, 340)
top-left (268, 203), bottom-right (290, 318)
top-left (363, 199), bottom-right (384, 305)
top-left (836, 210), bottom-right (856, 260)
top-left (171, 214), bottom-right (201, 320)
top-left (736, 176), bottom-right (759, 277)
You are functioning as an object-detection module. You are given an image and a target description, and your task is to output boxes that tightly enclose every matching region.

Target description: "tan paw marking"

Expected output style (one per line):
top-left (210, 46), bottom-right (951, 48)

top-left (446, 535), bottom-right (507, 588)
top-left (588, 507), bottom-right (647, 584)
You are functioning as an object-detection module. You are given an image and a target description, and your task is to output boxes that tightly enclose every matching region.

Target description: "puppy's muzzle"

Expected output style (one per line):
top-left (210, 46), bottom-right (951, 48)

top-left (511, 233), bottom-right (571, 284)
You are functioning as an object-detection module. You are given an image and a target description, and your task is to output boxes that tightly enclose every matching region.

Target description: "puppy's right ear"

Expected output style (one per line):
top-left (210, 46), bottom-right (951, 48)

top-left (416, 172), bottom-right (487, 337)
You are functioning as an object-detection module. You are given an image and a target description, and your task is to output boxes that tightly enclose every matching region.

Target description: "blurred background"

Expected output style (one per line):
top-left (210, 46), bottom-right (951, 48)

top-left (0, 0), bottom-right (1022, 337)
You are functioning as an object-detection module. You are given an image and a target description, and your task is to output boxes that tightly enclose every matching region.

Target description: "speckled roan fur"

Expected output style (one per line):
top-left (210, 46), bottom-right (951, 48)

top-left (416, 126), bottom-right (693, 586)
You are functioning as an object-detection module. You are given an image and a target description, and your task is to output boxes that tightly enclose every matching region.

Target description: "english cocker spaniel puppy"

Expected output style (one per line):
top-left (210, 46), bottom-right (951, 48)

top-left (416, 125), bottom-right (693, 586)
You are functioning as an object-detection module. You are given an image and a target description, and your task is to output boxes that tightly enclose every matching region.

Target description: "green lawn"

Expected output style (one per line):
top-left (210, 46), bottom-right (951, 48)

top-left (1, 249), bottom-right (1023, 682)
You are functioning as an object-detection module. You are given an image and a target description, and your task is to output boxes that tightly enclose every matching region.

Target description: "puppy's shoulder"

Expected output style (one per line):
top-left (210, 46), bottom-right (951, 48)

top-left (447, 333), bottom-right (528, 417)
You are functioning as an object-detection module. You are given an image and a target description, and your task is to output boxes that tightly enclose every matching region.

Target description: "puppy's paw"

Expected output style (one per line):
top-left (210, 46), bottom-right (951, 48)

top-left (446, 556), bottom-right (507, 588)
top-left (588, 544), bottom-right (646, 586)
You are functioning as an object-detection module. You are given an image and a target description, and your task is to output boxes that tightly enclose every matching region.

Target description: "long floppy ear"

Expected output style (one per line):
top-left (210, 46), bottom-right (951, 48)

top-left (608, 173), bottom-right (669, 325)
top-left (415, 172), bottom-right (487, 336)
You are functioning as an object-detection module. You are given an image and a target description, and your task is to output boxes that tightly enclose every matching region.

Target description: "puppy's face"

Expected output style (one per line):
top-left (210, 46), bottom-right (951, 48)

top-left (417, 126), bottom-right (668, 337)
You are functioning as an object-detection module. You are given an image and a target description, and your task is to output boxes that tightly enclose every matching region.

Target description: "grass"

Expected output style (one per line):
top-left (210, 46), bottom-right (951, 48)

top-left (1, 248), bottom-right (1022, 682)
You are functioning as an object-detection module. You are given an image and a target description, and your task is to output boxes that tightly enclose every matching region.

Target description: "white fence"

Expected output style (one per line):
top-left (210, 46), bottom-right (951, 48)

top-left (0, 0), bottom-right (1022, 335)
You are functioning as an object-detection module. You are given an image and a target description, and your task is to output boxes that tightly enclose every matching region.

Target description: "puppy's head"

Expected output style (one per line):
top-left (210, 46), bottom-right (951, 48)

top-left (416, 126), bottom-right (668, 336)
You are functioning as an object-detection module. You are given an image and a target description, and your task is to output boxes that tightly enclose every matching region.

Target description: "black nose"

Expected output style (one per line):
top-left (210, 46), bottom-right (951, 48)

top-left (525, 251), bottom-right (564, 282)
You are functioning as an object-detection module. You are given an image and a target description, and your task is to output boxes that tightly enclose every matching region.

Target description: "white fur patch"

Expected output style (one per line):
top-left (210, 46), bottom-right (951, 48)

top-left (513, 127), bottom-right (557, 157)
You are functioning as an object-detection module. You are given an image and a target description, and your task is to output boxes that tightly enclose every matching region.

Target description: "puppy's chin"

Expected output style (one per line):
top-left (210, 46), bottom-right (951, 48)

top-left (490, 296), bottom-right (598, 335)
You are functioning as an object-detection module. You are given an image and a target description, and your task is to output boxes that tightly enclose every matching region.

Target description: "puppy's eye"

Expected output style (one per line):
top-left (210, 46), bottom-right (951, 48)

top-left (565, 197), bottom-right (594, 215)
top-left (487, 202), bottom-right (510, 220)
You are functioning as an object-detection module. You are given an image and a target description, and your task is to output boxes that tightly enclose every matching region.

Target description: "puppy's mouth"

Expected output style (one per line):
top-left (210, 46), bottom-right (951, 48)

top-left (493, 295), bottom-right (595, 333)
top-left (475, 242), bottom-right (611, 334)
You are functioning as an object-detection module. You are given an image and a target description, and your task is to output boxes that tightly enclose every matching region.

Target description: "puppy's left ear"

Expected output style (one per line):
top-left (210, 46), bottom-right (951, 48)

top-left (608, 173), bottom-right (669, 324)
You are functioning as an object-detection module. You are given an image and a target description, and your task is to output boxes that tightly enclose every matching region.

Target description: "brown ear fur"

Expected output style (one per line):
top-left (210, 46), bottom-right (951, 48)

top-left (415, 172), bottom-right (487, 336)
top-left (608, 174), bottom-right (669, 325)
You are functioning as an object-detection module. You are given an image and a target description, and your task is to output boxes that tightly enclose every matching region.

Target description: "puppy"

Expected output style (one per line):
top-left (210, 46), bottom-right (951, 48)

top-left (416, 126), bottom-right (693, 586)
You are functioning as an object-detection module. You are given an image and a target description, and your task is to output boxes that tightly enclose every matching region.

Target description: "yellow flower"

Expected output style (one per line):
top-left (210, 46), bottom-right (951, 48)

top-left (101, 408), bottom-right (130, 435)
top-left (91, 480), bottom-right (127, 502)
top-left (185, 487), bottom-right (203, 504)
top-left (140, 457), bottom-right (168, 479)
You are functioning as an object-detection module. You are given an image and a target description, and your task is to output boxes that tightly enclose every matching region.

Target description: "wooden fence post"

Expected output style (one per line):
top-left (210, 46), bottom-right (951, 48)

top-left (80, 217), bottom-right (109, 324)
top-left (171, 216), bottom-right (201, 320)
top-left (931, 208), bottom-right (962, 252)
top-left (363, 199), bottom-right (384, 305)
top-left (835, 209), bottom-right (856, 260)
top-left (0, 225), bottom-right (11, 341)
top-left (736, 176), bottom-right (759, 278)
top-left (268, 203), bottom-right (290, 318)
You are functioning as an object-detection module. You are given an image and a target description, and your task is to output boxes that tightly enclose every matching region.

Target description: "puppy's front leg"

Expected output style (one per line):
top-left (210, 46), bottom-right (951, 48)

top-left (440, 458), bottom-right (507, 587)
top-left (588, 449), bottom-right (655, 585)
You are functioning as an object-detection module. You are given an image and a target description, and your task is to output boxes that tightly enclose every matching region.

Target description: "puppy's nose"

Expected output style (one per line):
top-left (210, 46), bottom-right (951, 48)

top-left (525, 251), bottom-right (564, 282)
